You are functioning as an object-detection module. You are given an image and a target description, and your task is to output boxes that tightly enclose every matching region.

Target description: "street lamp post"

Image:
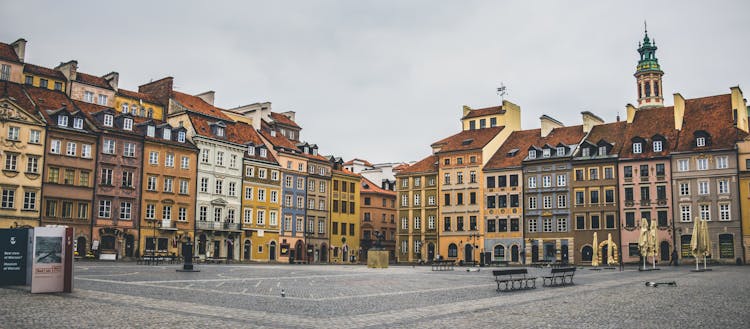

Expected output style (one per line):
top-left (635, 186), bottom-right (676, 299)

top-left (469, 233), bottom-right (480, 265)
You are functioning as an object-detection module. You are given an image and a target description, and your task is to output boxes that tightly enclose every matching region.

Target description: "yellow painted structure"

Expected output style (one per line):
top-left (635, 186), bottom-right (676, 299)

top-left (738, 137), bottom-right (750, 263)
top-left (114, 93), bottom-right (165, 121)
top-left (330, 169), bottom-right (360, 263)
top-left (241, 156), bottom-right (282, 262)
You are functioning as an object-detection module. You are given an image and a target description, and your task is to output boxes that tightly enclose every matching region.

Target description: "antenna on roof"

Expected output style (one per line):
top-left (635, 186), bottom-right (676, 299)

top-left (496, 83), bottom-right (507, 103)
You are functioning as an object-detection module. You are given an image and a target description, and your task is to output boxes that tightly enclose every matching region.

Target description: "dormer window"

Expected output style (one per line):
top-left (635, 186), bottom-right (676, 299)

top-left (123, 118), bottom-right (133, 131)
top-left (270, 130), bottom-right (276, 137)
top-left (260, 148), bottom-right (267, 158)
top-left (582, 148), bottom-right (590, 157)
top-left (73, 117), bottom-right (84, 129)
top-left (653, 140), bottom-right (663, 152)
top-left (528, 150), bottom-right (537, 159)
top-left (146, 126), bottom-right (155, 137)
top-left (103, 114), bottom-right (113, 127)
top-left (556, 147), bottom-right (565, 156)
top-left (696, 137), bottom-right (705, 147)
top-left (58, 115), bottom-right (68, 127)
top-left (163, 128), bottom-right (171, 140)
top-left (122, 104), bottom-right (129, 114)
top-left (304, 147), bottom-right (309, 154)
top-left (216, 127), bottom-right (224, 137)
top-left (248, 146), bottom-right (255, 156)
top-left (312, 148), bottom-right (318, 156)
top-left (177, 131), bottom-right (186, 143)
top-left (633, 142), bottom-right (642, 154)
top-left (599, 146), bottom-right (607, 156)
top-left (543, 149), bottom-right (551, 158)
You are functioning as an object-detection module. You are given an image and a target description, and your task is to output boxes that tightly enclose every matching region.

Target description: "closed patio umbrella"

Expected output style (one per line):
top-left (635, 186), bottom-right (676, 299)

top-left (690, 217), bottom-right (702, 271)
top-left (649, 219), bottom-right (658, 269)
top-left (591, 232), bottom-right (599, 267)
top-left (700, 218), bottom-right (711, 270)
top-left (607, 233), bottom-right (615, 266)
top-left (638, 218), bottom-right (649, 269)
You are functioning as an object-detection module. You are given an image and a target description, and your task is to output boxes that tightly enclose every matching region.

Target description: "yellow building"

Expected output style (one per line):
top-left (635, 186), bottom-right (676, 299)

top-left (241, 134), bottom-right (282, 262)
top-left (330, 158), bottom-right (361, 263)
top-left (0, 82), bottom-right (46, 229)
top-left (395, 155), bottom-right (438, 263)
top-left (23, 63), bottom-right (66, 92)
top-left (115, 88), bottom-right (165, 121)
top-left (433, 101), bottom-right (520, 264)
top-left (738, 136), bottom-right (750, 263)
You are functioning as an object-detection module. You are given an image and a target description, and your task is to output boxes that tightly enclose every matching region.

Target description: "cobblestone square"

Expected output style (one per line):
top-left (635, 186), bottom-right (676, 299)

top-left (1, 263), bottom-right (749, 328)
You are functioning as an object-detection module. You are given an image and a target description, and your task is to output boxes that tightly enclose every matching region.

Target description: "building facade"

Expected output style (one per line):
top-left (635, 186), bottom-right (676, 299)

top-left (302, 148), bottom-right (331, 263)
top-left (395, 155), bottom-right (438, 263)
top-left (360, 177), bottom-right (397, 262)
top-left (330, 158), bottom-right (360, 263)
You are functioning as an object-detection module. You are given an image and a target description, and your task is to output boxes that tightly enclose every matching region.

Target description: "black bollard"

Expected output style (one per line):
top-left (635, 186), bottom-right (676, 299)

top-left (177, 241), bottom-right (200, 272)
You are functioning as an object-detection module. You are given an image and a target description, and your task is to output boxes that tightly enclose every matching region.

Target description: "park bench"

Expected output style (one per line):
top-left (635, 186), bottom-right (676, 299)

top-left (542, 267), bottom-right (576, 287)
top-left (493, 268), bottom-right (537, 292)
top-left (431, 260), bottom-right (455, 271)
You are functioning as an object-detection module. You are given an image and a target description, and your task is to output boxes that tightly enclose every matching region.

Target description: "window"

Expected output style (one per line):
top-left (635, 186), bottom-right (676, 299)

top-left (47, 167), bottom-right (60, 183)
top-left (509, 175), bottom-right (518, 187)
top-left (719, 204), bottom-right (731, 221)
top-left (582, 148), bottom-right (590, 157)
top-left (271, 212), bottom-right (278, 226)
top-left (543, 149), bottom-right (551, 157)
top-left (81, 144), bottom-right (92, 158)
top-left (103, 139), bottom-right (115, 154)
top-left (414, 217), bottom-right (421, 230)
top-left (528, 176), bottom-right (537, 188)
top-left (64, 142), bottom-right (77, 157)
top-left (557, 195), bottom-right (567, 208)
top-left (604, 189), bottom-right (615, 203)
top-left (199, 206), bottom-right (207, 221)
top-left (625, 212), bottom-right (635, 227)
top-left (599, 146), bottom-right (607, 156)
top-left (4, 153), bottom-right (17, 171)
top-left (228, 182), bottom-right (236, 197)
top-left (50, 140), bottom-right (61, 154)
top-left (590, 190), bottom-right (599, 204)
top-left (718, 179), bottom-right (729, 194)
top-left (230, 154), bottom-right (237, 168)
top-left (656, 185), bottom-right (667, 200)
top-left (177, 131), bottom-right (186, 143)
top-left (54, 82), bottom-right (62, 91)
top-left (528, 196), bottom-right (537, 209)
top-left (699, 204), bottom-right (710, 221)
top-left (678, 159), bottom-right (689, 172)
top-left (297, 196), bottom-right (304, 209)
top-left (655, 163), bottom-right (665, 176)
top-left (427, 216), bottom-right (435, 229)
top-left (697, 158), bottom-right (708, 170)
top-left (271, 191), bottom-right (279, 203)
top-left (123, 142), bottom-right (135, 157)
top-left (83, 91), bottom-right (94, 103)
top-left (576, 215), bottom-right (585, 230)
top-left (7, 126), bottom-right (20, 141)
top-left (98, 200), bottom-right (111, 218)
top-left (653, 140), bottom-right (662, 152)
top-left (149, 151), bottom-right (159, 165)
top-left (470, 171), bottom-right (477, 183)
top-left (77, 203), bottom-right (88, 219)
top-left (716, 156), bottom-right (729, 169)
top-left (457, 172), bottom-right (463, 184)
top-left (623, 187), bottom-right (634, 202)
top-left (590, 214), bottom-right (600, 229)
top-left (698, 181), bottom-right (709, 195)
top-left (623, 166), bottom-right (632, 178)
top-left (100, 168), bottom-right (113, 185)
top-left (165, 153), bottom-right (174, 167)
top-left (498, 195), bottom-right (507, 208)
top-left (201, 149), bottom-right (210, 163)
top-left (163, 177), bottom-right (173, 192)
top-left (542, 175), bottom-right (551, 187)
top-left (556, 147), bottom-right (565, 156)
top-left (543, 218), bottom-right (553, 232)
top-left (0, 64), bottom-right (9, 80)
top-left (557, 217), bottom-right (567, 232)
top-left (180, 156), bottom-right (189, 169)
top-left (24, 156), bottom-right (38, 174)
top-left (257, 188), bottom-right (265, 201)
top-left (58, 115), bottom-right (69, 127)
top-left (633, 143), bottom-right (642, 154)
top-left (200, 177), bottom-right (208, 193)
top-left (214, 208), bottom-right (222, 222)
top-left (1, 189), bottom-right (15, 209)
top-left (456, 193), bottom-right (463, 205)
top-left (98, 95), bottom-right (108, 106)
top-left (557, 175), bottom-right (566, 187)
top-left (696, 137), bottom-right (705, 147)
top-left (162, 128), bottom-right (171, 140)
top-left (146, 176), bottom-right (157, 191)
top-left (589, 168), bottom-right (598, 180)
top-left (256, 210), bottom-right (265, 225)
top-left (297, 178), bottom-right (304, 190)
top-left (640, 186), bottom-right (649, 201)
top-left (640, 165), bottom-right (649, 177)
top-left (178, 207), bottom-right (187, 221)
top-left (215, 179), bottom-right (223, 194)
top-left (401, 217), bottom-right (408, 230)
top-left (528, 150), bottom-right (536, 159)
top-left (123, 118), bottom-right (133, 131)
top-left (29, 130), bottom-right (41, 144)
top-left (678, 182), bottom-right (690, 196)
top-left (216, 151), bottom-right (224, 166)
top-left (575, 169), bottom-right (585, 181)
top-left (122, 171), bottom-right (134, 188)
top-left (543, 196), bottom-right (552, 209)
top-left (22, 191), bottom-right (36, 210)
top-left (528, 219), bottom-right (537, 233)
top-left (119, 202), bottom-right (132, 220)
top-left (456, 216), bottom-right (464, 231)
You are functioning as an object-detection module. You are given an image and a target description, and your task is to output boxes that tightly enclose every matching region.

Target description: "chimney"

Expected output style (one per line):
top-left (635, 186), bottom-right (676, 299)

top-left (581, 111), bottom-right (604, 133)
top-left (195, 91), bottom-right (215, 105)
top-left (462, 105), bottom-right (472, 117)
top-left (55, 60), bottom-right (78, 82)
top-left (10, 38), bottom-right (27, 63)
top-left (730, 86), bottom-right (749, 133)
top-left (280, 111), bottom-right (296, 122)
top-left (103, 72), bottom-right (119, 91)
top-left (540, 115), bottom-right (564, 138)
top-left (673, 93), bottom-right (685, 131)
top-left (139, 77), bottom-right (173, 109)
top-left (626, 103), bottom-right (637, 123)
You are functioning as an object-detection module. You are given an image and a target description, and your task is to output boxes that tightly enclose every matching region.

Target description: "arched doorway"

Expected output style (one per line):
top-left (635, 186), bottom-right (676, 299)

top-left (76, 237), bottom-right (87, 256)
top-left (227, 236), bottom-right (235, 260)
top-left (427, 242), bottom-right (435, 261)
top-left (531, 244), bottom-right (539, 262)
top-left (244, 240), bottom-right (251, 261)
top-left (198, 234), bottom-right (207, 255)
top-left (295, 240), bottom-right (305, 261)
top-left (660, 241), bottom-right (670, 261)
top-left (448, 243), bottom-right (457, 258)
top-left (269, 241), bottom-right (277, 261)
top-left (581, 245), bottom-right (593, 262)
top-left (320, 243), bottom-right (327, 263)
top-left (124, 234), bottom-right (134, 257)
top-left (493, 245), bottom-right (505, 261)
top-left (511, 245), bottom-right (519, 262)
top-left (464, 244), bottom-right (474, 262)
top-left (601, 244), bottom-right (609, 262)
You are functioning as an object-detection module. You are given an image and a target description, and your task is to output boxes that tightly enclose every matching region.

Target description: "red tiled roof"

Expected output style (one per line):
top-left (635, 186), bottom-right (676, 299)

top-left (431, 126), bottom-right (505, 153)
top-left (188, 112), bottom-right (256, 146)
top-left (360, 177), bottom-right (395, 196)
top-left (397, 155), bottom-right (438, 175)
top-left (675, 94), bottom-right (747, 152)
top-left (484, 129), bottom-right (542, 170)
top-left (270, 112), bottom-right (300, 129)
top-left (23, 63), bottom-right (66, 80)
top-left (462, 105), bottom-right (505, 119)
top-left (259, 120), bottom-right (300, 151)
top-left (582, 121), bottom-right (628, 154)
top-left (117, 88), bottom-right (164, 106)
top-left (172, 91), bottom-right (231, 120)
top-left (344, 158), bottom-right (373, 167)
top-left (0, 42), bottom-right (20, 62)
top-left (75, 72), bottom-right (113, 90)
top-left (1, 81), bottom-right (36, 112)
top-left (19, 82), bottom-right (76, 112)
top-left (620, 106), bottom-right (679, 159)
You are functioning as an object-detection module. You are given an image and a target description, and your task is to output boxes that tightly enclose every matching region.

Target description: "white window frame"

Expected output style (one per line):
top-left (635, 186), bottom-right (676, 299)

top-left (633, 142), bottom-right (642, 154)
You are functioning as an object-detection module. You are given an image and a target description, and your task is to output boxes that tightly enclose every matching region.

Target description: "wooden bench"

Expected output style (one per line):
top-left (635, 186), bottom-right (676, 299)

top-left (431, 260), bottom-right (455, 271)
top-left (543, 267), bottom-right (576, 287)
top-left (493, 268), bottom-right (537, 292)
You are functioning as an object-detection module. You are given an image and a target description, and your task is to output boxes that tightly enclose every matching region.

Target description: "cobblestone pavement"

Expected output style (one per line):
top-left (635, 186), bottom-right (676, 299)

top-left (2, 263), bottom-right (749, 328)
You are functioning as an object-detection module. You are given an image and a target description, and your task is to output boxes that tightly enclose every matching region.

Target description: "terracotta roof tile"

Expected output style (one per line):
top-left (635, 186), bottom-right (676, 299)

top-left (360, 177), bottom-right (395, 195)
top-left (484, 129), bottom-right (542, 170)
top-left (620, 106), bottom-right (679, 159)
top-left (462, 105), bottom-right (505, 119)
top-left (675, 94), bottom-right (747, 152)
top-left (0, 42), bottom-right (20, 62)
top-left (20, 82), bottom-right (76, 112)
top-left (188, 112), bottom-right (258, 146)
top-left (581, 121), bottom-right (628, 155)
top-left (431, 126), bottom-right (505, 153)
top-left (75, 72), bottom-right (113, 90)
top-left (270, 112), bottom-right (300, 129)
top-left (259, 120), bottom-right (300, 151)
top-left (397, 155), bottom-right (438, 175)
top-left (23, 63), bottom-right (66, 80)
top-left (1, 81), bottom-right (36, 112)
top-left (117, 88), bottom-right (164, 106)
top-left (172, 91), bottom-right (231, 120)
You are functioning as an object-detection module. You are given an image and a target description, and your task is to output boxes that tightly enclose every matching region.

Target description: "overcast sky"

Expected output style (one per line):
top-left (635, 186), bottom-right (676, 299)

top-left (2, 1), bottom-right (749, 164)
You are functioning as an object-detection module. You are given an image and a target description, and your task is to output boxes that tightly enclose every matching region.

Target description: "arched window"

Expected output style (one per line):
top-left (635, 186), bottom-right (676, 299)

top-left (645, 81), bottom-right (651, 97)
top-left (448, 243), bottom-right (458, 258)
top-left (581, 245), bottom-right (593, 262)
top-left (654, 81), bottom-right (659, 96)
top-left (494, 245), bottom-right (505, 260)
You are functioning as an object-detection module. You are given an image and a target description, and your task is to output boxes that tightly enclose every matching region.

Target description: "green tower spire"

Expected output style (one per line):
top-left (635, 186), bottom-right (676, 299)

top-left (636, 22), bottom-right (661, 73)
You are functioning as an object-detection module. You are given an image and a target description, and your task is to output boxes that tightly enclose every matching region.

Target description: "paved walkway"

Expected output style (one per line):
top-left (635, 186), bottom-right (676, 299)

top-left (1, 263), bottom-right (749, 328)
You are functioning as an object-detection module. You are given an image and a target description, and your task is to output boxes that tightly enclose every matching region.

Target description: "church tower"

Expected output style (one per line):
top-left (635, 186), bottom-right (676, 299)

top-left (634, 24), bottom-right (664, 108)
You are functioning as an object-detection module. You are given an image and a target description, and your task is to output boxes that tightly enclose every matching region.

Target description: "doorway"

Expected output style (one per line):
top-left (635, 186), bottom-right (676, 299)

top-left (76, 237), bottom-right (87, 256)
top-left (295, 240), bottom-right (304, 261)
top-left (227, 239), bottom-right (234, 260)
top-left (543, 242), bottom-right (555, 262)
top-left (213, 240), bottom-right (220, 258)
top-left (427, 243), bottom-right (435, 261)
top-left (198, 234), bottom-right (207, 255)
top-left (124, 234), bottom-right (134, 257)
top-left (511, 245), bottom-right (519, 262)
top-left (319, 243), bottom-right (327, 262)
top-left (269, 241), bottom-right (276, 261)
top-left (660, 241), bottom-right (670, 261)
top-left (464, 244), bottom-right (474, 262)
top-left (244, 240), bottom-right (251, 260)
